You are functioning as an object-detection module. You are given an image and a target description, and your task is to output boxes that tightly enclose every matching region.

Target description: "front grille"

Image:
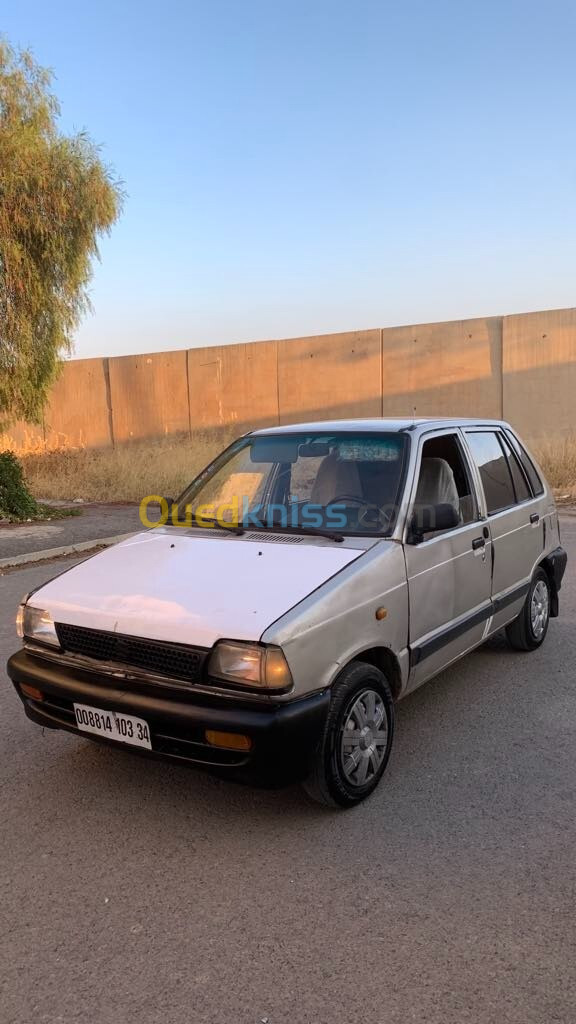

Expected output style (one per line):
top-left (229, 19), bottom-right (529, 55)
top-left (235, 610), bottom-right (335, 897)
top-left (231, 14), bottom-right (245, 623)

top-left (55, 623), bottom-right (207, 684)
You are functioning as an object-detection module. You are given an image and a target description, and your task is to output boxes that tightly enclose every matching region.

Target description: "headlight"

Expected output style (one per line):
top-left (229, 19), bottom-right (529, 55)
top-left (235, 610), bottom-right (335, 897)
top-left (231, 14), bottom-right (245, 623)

top-left (16, 597), bottom-right (27, 638)
top-left (208, 641), bottom-right (292, 691)
top-left (17, 603), bottom-right (59, 648)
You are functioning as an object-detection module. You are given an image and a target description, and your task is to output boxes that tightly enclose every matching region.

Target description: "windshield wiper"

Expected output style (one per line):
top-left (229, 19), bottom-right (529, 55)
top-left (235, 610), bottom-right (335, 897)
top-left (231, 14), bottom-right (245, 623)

top-left (172, 511), bottom-right (342, 543)
top-left (248, 520), bottom-right (344, 543)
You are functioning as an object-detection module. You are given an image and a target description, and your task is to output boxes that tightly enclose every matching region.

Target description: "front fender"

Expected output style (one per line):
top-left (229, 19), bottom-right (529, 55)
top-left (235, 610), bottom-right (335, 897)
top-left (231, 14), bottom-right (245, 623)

top-left (262, 542), bottom-right (410, 700)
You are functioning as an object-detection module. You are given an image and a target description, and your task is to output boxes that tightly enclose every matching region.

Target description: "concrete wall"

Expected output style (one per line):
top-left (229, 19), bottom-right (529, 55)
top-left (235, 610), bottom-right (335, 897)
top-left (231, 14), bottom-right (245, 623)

top-left (277, 330), bottom-right (382, 423)
top-left (44, 358), bottom-right (112, 449)
top-left (379, 316), bottom-right (503, 419)
top-left (188, 340), bottom-right (279, 431)
top-left (0, 418), bottom-right (45, 452)
top-left (1, 307), bottom-right (574, 452)
top-left (503, 307), bottom-right (576, 443)
top-left (108, 350), bottom-right (190, 443)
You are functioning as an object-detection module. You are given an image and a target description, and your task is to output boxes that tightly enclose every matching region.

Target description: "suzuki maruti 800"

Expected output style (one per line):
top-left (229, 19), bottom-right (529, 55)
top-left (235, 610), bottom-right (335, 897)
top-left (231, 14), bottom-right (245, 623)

top-left (8, 419), bottom-right (567, 807)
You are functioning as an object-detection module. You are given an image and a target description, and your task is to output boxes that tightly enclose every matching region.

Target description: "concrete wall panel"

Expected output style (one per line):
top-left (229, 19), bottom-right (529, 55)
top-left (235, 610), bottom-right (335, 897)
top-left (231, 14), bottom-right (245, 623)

top-left (380, 317), bottom-right (503, 419)
top-left (188, 340), bottom-right (279, 431)
top-left (109, 350), bottom-right (190, 443)
top-left (44, 359), bottom-right (112, 449)
top-left (277, 330), bottom-right (382, 424)
top-left (4, 308), bottom-right (576, 455)
top-left (503, 308), bottom-right (576, 442)
top-left (0, 419), bottom-right (45, 452)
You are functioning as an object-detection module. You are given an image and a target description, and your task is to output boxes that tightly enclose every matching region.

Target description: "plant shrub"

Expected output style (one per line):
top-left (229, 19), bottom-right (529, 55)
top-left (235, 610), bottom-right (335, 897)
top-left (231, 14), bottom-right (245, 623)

top-left (0, 451), bottom-right (40, 521)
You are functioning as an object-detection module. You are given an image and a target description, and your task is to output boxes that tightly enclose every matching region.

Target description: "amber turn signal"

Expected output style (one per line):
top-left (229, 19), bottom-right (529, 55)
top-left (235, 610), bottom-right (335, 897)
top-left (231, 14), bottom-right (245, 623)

top-left (205, 730), bottom-right (252, 751)
top-left (20, 684), bottom-right (44, 701)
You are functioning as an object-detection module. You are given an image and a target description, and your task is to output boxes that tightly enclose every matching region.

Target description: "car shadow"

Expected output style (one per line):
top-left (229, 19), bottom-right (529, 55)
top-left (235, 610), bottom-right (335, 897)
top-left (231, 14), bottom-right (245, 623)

top-left (46, 619), bottom-right (575, 834)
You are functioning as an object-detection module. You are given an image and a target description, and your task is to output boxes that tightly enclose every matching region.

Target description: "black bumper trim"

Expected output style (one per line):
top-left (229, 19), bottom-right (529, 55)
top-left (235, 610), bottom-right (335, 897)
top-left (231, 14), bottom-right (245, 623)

top-left (543, 545), bottom-right (568, 592)
top-left (543, 545), bottom-right (568, 617)
top-left (7, 650), bottom-right (330, 787)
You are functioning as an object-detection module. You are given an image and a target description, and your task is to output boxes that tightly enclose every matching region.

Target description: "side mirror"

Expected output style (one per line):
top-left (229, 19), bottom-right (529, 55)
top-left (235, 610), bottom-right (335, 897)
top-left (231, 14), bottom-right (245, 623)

top-left (409, 502), bottom-right (460, 543)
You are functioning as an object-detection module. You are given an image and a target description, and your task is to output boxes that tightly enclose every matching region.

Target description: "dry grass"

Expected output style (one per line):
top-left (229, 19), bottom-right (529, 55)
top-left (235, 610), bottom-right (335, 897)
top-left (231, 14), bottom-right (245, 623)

top-left (19, 429), bottom-right (239, 503)
top-left (11, 431), bottom-right (576, 505)
top-left (535, 437), bottom-right (576, 499)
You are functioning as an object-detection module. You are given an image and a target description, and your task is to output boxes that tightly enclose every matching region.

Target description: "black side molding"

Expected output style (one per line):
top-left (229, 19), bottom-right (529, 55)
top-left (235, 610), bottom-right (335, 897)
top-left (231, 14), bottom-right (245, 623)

top-left (411, 581), bottom-right (531, 667)
top-left (492, 581), bottom-right (530, 614)
top-left (411, 603), bottom-right (492, 667)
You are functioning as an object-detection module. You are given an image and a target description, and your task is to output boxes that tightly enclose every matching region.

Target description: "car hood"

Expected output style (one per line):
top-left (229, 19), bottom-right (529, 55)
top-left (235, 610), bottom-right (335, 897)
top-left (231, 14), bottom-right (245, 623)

top-left (30, 529), bottom-right (366, 649)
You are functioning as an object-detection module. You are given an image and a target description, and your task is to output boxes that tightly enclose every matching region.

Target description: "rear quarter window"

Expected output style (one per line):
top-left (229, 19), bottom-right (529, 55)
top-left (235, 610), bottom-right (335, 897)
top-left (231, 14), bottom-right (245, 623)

top-left (499, 434), bottom-right (532, 503)
top-left (505, 431), bottom-right (544, 496)
top-left (465, 431), bottom-right (517, 514)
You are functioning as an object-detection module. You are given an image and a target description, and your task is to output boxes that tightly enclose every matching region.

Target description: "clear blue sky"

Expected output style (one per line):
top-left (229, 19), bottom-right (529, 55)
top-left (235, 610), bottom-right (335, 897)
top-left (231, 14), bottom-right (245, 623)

top-left (4, 0), bottom-right (576, 359)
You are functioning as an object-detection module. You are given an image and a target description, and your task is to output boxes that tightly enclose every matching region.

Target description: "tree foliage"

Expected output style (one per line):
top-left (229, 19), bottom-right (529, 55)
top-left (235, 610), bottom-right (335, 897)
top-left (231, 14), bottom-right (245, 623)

top-left (0, 40), bottom-right (123, 427)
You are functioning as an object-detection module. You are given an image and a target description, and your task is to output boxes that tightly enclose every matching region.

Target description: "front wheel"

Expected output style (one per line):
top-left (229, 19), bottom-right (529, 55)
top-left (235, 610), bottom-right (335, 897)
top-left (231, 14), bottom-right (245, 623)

top-left (302, 661), bottom-right (395, 808)
top-left (505, 567), bottom-right (551, 651)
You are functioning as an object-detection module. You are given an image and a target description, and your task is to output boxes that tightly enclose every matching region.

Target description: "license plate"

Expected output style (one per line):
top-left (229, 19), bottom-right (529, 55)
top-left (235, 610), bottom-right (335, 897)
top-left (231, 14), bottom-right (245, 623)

top-left (73, 703), bottom-right (152, 749)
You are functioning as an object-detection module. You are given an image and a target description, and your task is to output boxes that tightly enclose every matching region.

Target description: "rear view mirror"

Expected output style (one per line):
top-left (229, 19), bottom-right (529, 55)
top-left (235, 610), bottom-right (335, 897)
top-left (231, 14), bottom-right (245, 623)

top-left (250, 439), bottom-right (299, 464)
top-left (298, 442), bottom-right (330, 457)
top-left (409, 502), bottom-right (460, 542)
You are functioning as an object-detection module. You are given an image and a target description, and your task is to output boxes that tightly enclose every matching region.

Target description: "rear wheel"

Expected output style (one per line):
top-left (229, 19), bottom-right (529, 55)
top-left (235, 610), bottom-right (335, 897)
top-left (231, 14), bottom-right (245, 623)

top-left (505, 567), bottom-right (551, 651)
top-left (302, 661), bottom-right (394, 808)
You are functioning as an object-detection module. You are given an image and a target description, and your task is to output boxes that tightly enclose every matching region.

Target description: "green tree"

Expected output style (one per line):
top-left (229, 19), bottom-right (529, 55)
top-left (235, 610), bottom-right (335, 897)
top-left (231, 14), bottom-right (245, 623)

top-left (0, 40), bottom-right (123, 427)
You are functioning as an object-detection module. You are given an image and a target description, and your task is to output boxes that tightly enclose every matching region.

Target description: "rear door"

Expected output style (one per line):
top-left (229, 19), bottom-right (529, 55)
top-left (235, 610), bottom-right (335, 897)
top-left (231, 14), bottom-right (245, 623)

top-left (462, 428), bottom-right (547, 631)
top-left (404, 429), bottom-right (493, 692)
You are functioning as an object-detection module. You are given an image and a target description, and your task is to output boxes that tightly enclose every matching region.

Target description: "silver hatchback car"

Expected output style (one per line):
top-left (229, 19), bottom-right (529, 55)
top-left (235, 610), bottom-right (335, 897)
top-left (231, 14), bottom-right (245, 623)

top-left (9, 418), bottom-right (567, 807)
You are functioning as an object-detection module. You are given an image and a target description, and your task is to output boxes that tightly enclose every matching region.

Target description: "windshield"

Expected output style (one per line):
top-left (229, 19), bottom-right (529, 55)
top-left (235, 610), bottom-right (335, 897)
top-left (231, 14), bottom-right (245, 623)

top-left (175, 431), bottom-right (409, 537)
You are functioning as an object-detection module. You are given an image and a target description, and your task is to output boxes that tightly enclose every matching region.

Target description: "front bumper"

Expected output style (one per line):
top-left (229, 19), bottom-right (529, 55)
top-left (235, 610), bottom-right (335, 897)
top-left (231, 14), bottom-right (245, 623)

top-left (7, 650), bottom-right (330, 787)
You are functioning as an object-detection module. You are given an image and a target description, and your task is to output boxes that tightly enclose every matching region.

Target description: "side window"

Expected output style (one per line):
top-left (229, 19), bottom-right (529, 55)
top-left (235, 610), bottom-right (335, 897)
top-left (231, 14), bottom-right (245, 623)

top-left (466, 431), bottom-right (516, 514)
top-left (414, 433), bottom-right (478, 526)
top-left (499, 434), bottom-right (531, 503)
top-left (505, 431), bottom-right (544, 496)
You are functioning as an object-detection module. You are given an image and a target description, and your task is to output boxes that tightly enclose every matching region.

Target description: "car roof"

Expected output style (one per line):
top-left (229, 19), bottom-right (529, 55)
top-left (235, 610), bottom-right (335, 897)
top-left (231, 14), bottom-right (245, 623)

top-left (250, 417), bottom-right (511, 436)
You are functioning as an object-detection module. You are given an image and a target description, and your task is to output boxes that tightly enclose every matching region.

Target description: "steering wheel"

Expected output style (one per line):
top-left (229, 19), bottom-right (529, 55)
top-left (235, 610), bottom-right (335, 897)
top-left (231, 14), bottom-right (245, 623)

top-left (358, 504), bottom-right (393, 529)
top-left (330, 494), bottom-right (393, 530)
top-left (330, 494), bottom-right (366, 506)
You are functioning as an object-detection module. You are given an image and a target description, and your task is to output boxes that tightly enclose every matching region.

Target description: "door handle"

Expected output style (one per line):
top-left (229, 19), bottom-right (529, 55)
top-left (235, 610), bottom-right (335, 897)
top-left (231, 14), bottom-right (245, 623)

top-left (472, 537), bottom-right (485, 551)
top-left (530, 513), bottom-right (540, 525)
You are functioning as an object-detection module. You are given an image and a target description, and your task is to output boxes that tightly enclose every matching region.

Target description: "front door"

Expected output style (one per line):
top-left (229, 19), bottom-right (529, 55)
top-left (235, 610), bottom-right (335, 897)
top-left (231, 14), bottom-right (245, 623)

top-left (404, 430), bottom-right (493, 692)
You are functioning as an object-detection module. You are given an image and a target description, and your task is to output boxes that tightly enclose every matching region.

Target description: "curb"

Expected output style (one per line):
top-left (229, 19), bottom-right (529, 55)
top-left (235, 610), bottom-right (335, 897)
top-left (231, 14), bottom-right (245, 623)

top-left (0, 532), bottom-right (136, 571)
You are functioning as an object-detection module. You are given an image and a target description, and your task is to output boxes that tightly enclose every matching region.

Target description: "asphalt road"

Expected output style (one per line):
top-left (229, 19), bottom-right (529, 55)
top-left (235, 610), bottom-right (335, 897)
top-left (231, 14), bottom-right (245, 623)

top-left (1, 520), bottom-right (575, 1024)
top-left (0, 504), bottom-right (142, 563)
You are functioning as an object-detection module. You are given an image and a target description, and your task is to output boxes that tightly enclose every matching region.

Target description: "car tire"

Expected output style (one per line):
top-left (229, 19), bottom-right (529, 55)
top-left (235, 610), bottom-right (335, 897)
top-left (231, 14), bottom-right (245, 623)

top-left (302, 661), bottom-right (395, 808)
top-left (505, 567), bottom-right (551, 652)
